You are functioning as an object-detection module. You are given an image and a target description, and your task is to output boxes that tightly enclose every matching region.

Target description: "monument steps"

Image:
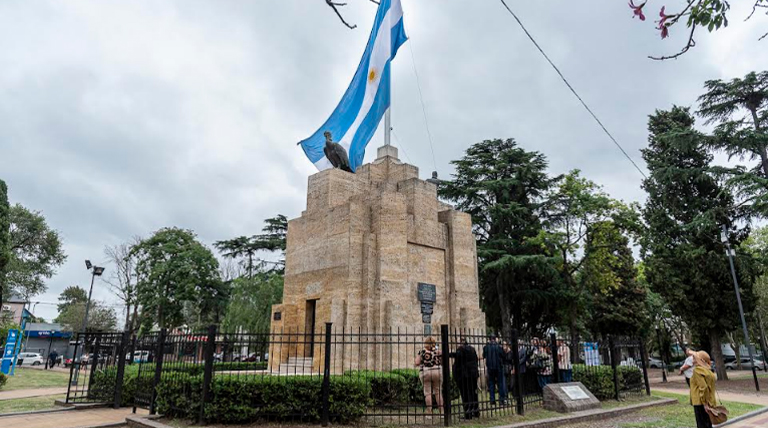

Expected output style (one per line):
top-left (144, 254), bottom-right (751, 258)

top-left (273, 357), bottom-right (315, 375)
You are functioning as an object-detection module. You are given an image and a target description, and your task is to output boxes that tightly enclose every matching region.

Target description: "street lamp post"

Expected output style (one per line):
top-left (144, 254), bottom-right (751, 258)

top-left (71, 260), bottom-right (104, 386)
top-left (81, 261), bottom-right (105, 334)
top-left (655, 327), bottom-right (667, 383)
top-left (721, 225), bottom-right (760, 391)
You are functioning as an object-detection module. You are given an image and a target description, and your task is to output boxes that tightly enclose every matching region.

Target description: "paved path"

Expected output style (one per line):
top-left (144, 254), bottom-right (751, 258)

top-left (0, 407), bottom-right (147, 428)
top-left (652, 386), bottom-right (768, 406)
top-left (728, 410), bottom-right (768, 427)
top-left (0, 387), bottom-right (68, 401)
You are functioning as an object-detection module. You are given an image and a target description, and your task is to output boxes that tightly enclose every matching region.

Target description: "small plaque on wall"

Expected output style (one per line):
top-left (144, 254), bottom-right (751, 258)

top-left (273, 312), bottom-right (282, 321)
top-left (417, 283), bottom-right (436, 303)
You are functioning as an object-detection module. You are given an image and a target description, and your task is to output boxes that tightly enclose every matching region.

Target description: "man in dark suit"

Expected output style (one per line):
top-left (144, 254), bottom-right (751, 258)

top-left (452, 338), bottom-right (480, 419)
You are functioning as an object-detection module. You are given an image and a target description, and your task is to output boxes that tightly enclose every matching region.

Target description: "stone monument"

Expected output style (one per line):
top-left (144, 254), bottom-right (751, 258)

top-left (543, 382), bottom-right (601, 413)
top-left (269, 145), bottom-right (486, 373)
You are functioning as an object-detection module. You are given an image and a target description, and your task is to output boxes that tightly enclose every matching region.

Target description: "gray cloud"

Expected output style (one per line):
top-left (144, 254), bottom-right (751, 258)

top-left (1, 0), bottom-right (765, 321)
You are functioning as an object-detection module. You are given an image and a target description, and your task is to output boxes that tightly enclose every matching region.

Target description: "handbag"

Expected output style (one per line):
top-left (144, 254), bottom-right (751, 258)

top-left (704, 390), bottom-right (728, 425)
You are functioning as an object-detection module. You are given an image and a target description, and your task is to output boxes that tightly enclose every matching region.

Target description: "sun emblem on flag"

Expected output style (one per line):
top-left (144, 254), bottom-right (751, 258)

top-left (368, 68), bottom-right (377, 82)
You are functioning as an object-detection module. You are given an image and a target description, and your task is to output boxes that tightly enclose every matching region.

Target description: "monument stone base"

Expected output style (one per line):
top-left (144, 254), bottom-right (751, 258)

top-left (543, 382), bottom-right (601, 413)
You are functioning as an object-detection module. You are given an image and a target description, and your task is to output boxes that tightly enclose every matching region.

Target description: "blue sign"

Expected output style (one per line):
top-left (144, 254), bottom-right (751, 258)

top-left (1, 329), bottom-right (20, 375)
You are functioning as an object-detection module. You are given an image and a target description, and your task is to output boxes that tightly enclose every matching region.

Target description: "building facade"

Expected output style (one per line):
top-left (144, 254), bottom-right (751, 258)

top-left (270, 146), bottom-right (485, 372)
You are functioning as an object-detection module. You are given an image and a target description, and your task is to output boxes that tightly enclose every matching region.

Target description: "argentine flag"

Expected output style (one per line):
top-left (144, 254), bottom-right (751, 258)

top-left (299, 0), bottom-right (407, 172)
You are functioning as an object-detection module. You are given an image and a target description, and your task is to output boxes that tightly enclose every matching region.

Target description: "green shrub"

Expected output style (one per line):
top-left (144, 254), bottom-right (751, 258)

top-left (572, 364), bottom-right (617, 400)
top-left (157, 374), bottom-right (371, 424)
top-left (572, 364), bottom-right (643, 400)
top-left (0, 372), bottom-right (7, 390)
top-left (345, 370), bottom-right (409, 406)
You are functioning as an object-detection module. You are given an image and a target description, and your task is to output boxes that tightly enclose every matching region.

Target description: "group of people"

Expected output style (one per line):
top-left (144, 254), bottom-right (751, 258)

top-left (413, 334), bottom-right (575, 420)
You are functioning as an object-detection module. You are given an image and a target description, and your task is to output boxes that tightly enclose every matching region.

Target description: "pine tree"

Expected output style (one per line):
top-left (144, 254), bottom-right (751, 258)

top-left (641, 106), bottom-right (755, 380)
top-left (0, 179), bottom-right (8, 318)
top-left (439, 138), bottom-right (562, 337)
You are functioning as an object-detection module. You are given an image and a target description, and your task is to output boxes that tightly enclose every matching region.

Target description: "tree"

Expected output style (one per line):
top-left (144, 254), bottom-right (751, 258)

top-left (103, 239), bottom-right (141, 332)
top-left (641, 106), bottom-right (755, 380)
top-left (221, 273), bottom-right (283, 334)
top-left (439, 138), bottom-right (562, 338)
top-left (698, 71), bottom-right (768, 216)
top-left (56, 301), bottom-right (117, 332)
top-left (131, 227), bottom-right (225, 330)
top-left (6, 204), bottom-right (66, 299)
top-left (543, 170), bottom-right (639, 340)
top-left (214, 214), bottom-right (287, 277)
top-left (581, 221), bottom-right (649, 338)
top-left (56, 285), bottom-right (87, 313)
top-left (0, 180), bottom-right (9, 317)
top-left (628, 1), bottom-right (767, 60)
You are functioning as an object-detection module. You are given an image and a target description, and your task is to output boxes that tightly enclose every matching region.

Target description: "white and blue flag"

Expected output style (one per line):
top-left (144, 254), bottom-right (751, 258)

top-left (299, 0), bottom-right (407, 172)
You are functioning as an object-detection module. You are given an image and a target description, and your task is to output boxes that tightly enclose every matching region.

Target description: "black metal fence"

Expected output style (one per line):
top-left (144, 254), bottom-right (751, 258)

top-left (66, 325), bottom-right (649, 426)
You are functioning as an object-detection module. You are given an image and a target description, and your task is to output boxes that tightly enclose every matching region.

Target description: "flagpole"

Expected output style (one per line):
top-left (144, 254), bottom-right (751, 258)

top-left (384, 108), bottom-right (391, 146)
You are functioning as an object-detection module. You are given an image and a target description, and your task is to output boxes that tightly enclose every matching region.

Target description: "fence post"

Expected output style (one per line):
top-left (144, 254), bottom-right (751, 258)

top-left (510, 329), bottom-right (524, 416)
top-left (198, 325), bottom-right (217, 423)
top-left (550, 333), bottom-right (559, 384)
top-left (65, 334), bottom-right (80, 403)
top-left (440, 325), bottom-right (451, 427)
top-left (608, 336), bottom-right (620, 401)
top-left (149, 328), bottom-right (167, 415)
top-left (638, 339), bottom-right (651, 396)
top-left (114, 331), bottom-right (129, 408)
top-left (87, 334), bottom-right (101, 399)
top-left (321, 322), bottom-right (333, 427)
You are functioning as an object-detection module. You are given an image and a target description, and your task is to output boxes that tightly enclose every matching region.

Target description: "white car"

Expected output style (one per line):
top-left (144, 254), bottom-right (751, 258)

top-left (17, 352), bottom-right (45, 366)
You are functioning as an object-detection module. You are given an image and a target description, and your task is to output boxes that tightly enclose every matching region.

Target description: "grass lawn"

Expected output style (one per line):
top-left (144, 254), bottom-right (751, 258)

top-left (0, 394), bottom-right (65, 414)
top-left (2, 368), bottom-right (70, 391)
top-left (621, 391), bottom-right (763, 428)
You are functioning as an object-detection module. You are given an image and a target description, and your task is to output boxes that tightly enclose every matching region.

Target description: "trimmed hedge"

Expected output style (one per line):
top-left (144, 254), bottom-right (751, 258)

top-left (156, 374), bottom-right (371, 424)
top-left (572, 364), bottom-right (643, 400)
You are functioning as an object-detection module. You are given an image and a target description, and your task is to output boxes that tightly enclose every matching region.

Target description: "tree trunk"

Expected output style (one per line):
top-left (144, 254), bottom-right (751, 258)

top-left (749, 108), bottom-right (768, 177)
top-left (497, 275), bottom-right (513, 339)
top-left (123, 303), bottom-right (132, 332)
top-left (710, 330), bottom-right (728, 380)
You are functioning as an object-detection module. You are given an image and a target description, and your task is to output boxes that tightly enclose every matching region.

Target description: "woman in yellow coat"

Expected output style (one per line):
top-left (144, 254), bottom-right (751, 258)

top-left (690, 351), bottom-right (717, 428)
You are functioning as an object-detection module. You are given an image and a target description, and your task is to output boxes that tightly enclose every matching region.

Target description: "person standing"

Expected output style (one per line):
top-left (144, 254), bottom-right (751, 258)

top-left (415, 337), bottom-right (443, 415)
top-left (557, 339), bottom-right (572, 383)
top-left (533, 342), bottom-right (553, 390)
top-left (690, 351), bottom-right (717, 428)
top-left (451, 338), bottom-right (480, 419)
top-left (680, 348), bottom-right (695, 386)
top-left (48, 350), bottom-right (58, 370)
top-left (502, 341), bottom-right (514, 395)
top-left (482, 334), bottom-right (507, 406)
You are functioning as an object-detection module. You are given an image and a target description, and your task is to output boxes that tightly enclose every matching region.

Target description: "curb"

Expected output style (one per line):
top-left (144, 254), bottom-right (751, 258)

top-left (125, 399), bottom-right (676, 428)
top-left (0, 406), bottom-right (75, 418)
top-left (491, 397), bottom-right (677, 428)
top-left (716, 405), bottom-right (768, 427)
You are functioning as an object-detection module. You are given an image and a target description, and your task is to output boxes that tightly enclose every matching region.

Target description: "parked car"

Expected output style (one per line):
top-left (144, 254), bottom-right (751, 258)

top-left (126, 350), bottom-right (152, 363)
top-left (17, 352), bottom-right (45, 366)
top-left (725, 358), bottom-right (767, 371)
top-left (648, 357), bottom-right (664, 368)
top-left (64, 357), bottom-right (74, 368)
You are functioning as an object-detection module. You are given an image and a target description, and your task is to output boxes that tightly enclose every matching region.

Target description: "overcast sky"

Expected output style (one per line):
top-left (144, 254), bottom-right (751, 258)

top-left (1, 1), bottom-right (765, 323)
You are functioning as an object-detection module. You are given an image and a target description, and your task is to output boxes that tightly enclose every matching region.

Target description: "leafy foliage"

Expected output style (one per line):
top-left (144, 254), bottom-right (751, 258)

top-left (220, 273), bottom-right (283, 334)
top-left (0, 179), bottom-right (9, 316)
top-left (6, 204), bottom-right (66, 298)
top-left (641, 106), bottom-right (756, 379)
top-left (214, 214), bottom-right (287, 277)
top-left (582, 222), bottom-right (649, 337)
top-left (131, 228), bottom-right (226, 330)
top-left (698, 71), bottom-right (768, 217)
top-left (439, 138), bottom-right (562, 337)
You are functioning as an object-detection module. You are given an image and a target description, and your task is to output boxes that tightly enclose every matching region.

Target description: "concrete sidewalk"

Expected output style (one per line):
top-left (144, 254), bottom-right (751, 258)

top-left (727, 410), bottom-right (768, 427)
top-left (0, 407), bottom-right (147, 428)
top-left (0, 387), bottom-right (68, 401)
top-left (652, 386), bottom-right (768, 406)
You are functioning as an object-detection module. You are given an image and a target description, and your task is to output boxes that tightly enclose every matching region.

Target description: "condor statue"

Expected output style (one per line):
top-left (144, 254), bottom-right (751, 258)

top-left (323, 131), bottom-right (353, 173)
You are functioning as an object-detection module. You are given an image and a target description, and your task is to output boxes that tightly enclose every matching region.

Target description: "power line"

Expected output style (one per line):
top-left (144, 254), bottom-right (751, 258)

top-left (498, 0), bottom-right (647, 179)
top-left (390, 128), bottom-right (414, 164)
top-left (404, 21), bottom-right (438, 171)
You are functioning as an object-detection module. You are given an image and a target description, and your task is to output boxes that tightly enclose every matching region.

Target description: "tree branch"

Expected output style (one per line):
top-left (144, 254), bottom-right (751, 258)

top-left (326, 0), bottom-right (357, 29)
top-left (650, 24), bottom-right (697, 60)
